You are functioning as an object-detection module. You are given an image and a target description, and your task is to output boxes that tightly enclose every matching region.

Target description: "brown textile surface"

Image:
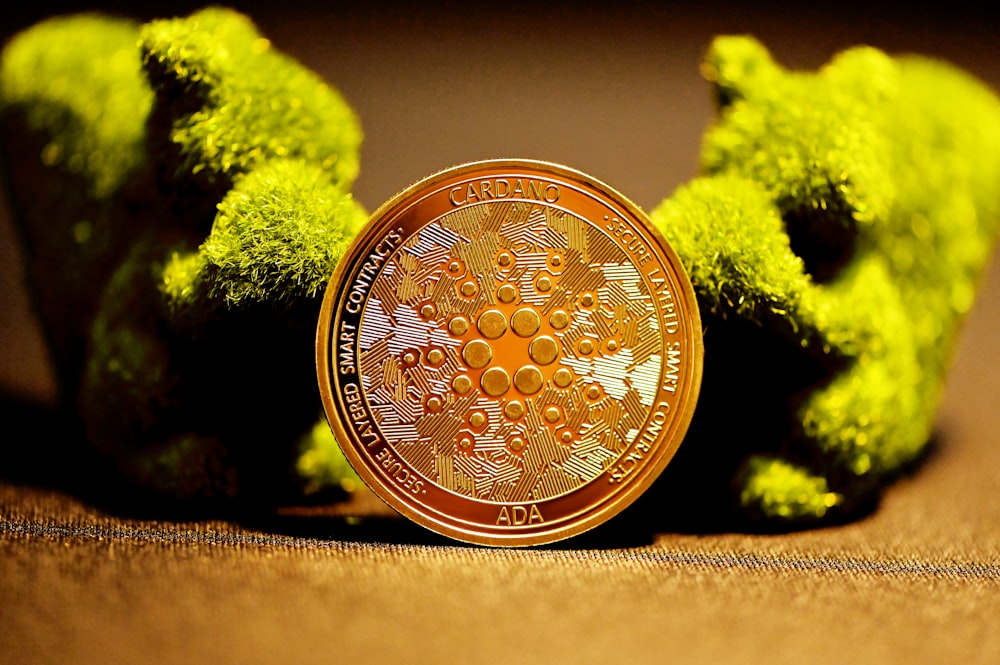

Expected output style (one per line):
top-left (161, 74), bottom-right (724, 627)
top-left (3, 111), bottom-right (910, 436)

top-left (2, 3), bottom-right (999, 664)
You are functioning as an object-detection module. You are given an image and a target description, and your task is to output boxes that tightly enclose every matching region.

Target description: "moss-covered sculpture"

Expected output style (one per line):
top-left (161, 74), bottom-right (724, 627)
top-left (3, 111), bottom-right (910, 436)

top-left (2, 10), bottom-right (999, 523)
top-left (1, 8), bottom-right (364, 500)
top-left (650, 37), bottom-right (1000, 522)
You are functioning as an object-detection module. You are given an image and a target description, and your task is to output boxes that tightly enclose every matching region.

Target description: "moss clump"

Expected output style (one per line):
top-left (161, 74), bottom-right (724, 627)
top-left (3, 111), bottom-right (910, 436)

top-left (140, 7), bottom-right (361, 216)
top-left (296, 420), bottom-right (362, 496)
top-left (738, 456), bottom-right (842, 521)
top-left (161, 158), bottom-right (367, 326)
top-left (0, 14), bottom-right (151, 198)
top-left (652, 36), bottom-right (1000, 523)
top-left (1, 8), bottom-right (362, 502)
top-left (0, 15), bottom-right (154, 397)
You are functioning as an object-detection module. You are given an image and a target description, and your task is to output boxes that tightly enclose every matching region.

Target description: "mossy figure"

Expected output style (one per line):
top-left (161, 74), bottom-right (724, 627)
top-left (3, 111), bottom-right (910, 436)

top-left (1, 8), bottom-right (363, 501)
top-left (650, 36), bottom-right (1000, 523)
top-left (3, 13), bottom-right (1000, 525)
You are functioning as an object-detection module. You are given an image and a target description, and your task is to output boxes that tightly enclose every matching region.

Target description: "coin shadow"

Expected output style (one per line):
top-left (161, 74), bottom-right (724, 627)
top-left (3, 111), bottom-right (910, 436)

top-left (239, 508), bottom-right (460, 548)
top-left (0, 392), bottom-right (123, 507)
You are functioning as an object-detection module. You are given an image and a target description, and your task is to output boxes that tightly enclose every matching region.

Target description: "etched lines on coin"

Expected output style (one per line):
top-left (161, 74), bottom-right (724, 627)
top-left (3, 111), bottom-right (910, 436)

top-left (351, 199), bottom-right (671, 505)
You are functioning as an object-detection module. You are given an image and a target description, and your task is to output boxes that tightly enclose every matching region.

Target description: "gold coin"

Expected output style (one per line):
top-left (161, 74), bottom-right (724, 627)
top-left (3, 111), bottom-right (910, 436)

top-left (317, 159), bottom-right (703, 547)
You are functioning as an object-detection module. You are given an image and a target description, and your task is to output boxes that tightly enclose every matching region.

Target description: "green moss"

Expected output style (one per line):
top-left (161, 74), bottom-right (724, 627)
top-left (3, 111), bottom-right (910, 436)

top-left (296, 419), bottom-right (362, 495)
top-left (652, 175), bottom-right (822, 346)
top-left (160, 249), bottom-right (205, 309)
top-left (653, 36), bottom-right (1000, 522)
top-left (739, 456), bottom-right (842, 521)
top-left (702, 41), bottom-right (895, 276)
top-left (140, 7), bottom-right (361, 192)
top-left (2, 8), bottom-right (366, 502)
top-left (0, 15), bottom-right (155, 394)
top-left (202, 159), bottom-right (366, 307)
top-left (160, 158), bottom-right (365, 324)
top-left (1, 14), bottom-right (151, 198)
top-left (79, 241), bottom-right (178, 458)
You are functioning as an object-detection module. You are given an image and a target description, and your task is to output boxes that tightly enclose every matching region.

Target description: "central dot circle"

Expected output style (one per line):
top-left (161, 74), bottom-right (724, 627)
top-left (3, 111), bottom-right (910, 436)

top-left (513, 365), bottom-right (543, 395)
top-left (511, 308), bottom-right (541, 337)
top-left (438, 254), bottom-right (590, 447)
top-left (463, 340), bottom-right (493, 369)
top-left (481, 367), bottom-right (511, 396)
top-left (477, 310), bottom-right (507, 339)
top-left (529, 336), bottom-right (559, 365)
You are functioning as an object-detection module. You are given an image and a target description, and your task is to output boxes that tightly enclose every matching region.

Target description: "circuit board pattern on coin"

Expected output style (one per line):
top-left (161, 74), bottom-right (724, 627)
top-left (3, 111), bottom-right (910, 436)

top-left (358, 201), bottom-right (663, 503)
top-left (318, 160), bottom-right (702, 546)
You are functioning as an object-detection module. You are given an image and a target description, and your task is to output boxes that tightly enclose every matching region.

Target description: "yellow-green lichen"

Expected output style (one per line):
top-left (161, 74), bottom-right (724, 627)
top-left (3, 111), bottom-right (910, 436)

top-left (140, 7), bottom-right (361, 191)
top-left (739, 456), bottom-right (843, 521)
top-left (653, 36), bottom-right (1000, 522)
top-left (297, 419), bottom-right (362, 495)
top-left (1, 14), bottom-right (151, 198)
top-left (2, 8), bottom-right (365, 502)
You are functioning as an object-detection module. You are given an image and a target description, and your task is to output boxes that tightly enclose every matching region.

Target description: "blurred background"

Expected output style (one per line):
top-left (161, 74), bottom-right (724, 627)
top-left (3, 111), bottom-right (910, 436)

top-left (2, 0), bottom-right (999, 404)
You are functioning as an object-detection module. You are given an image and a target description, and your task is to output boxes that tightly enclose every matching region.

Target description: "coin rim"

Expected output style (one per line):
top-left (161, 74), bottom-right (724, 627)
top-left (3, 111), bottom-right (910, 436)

top-left (316, 158), bottom-right (703, 546)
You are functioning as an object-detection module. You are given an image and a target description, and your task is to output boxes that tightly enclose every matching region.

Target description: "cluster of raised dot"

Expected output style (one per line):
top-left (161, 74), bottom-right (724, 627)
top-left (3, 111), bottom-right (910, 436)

top-left (404, 241), bottom-right (640, 465)
top-left (434, 249), bottom-right (597, 455)
top-left (448, 307), bottom-right (565, 399)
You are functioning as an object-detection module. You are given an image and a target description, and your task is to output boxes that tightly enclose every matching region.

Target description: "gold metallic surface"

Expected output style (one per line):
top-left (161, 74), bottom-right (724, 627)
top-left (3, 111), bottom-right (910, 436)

top-left (317, 159), bottom-right (703, 546)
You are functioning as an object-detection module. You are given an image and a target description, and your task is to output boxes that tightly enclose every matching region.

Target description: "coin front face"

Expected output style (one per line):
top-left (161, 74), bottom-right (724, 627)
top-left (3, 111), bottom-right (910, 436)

top-left (317, 160), bottom-right (702, 546)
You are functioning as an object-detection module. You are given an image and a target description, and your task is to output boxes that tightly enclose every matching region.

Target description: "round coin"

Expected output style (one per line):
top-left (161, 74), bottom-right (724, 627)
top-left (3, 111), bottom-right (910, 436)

top-left (316, 159), bottom-right (703, 546)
